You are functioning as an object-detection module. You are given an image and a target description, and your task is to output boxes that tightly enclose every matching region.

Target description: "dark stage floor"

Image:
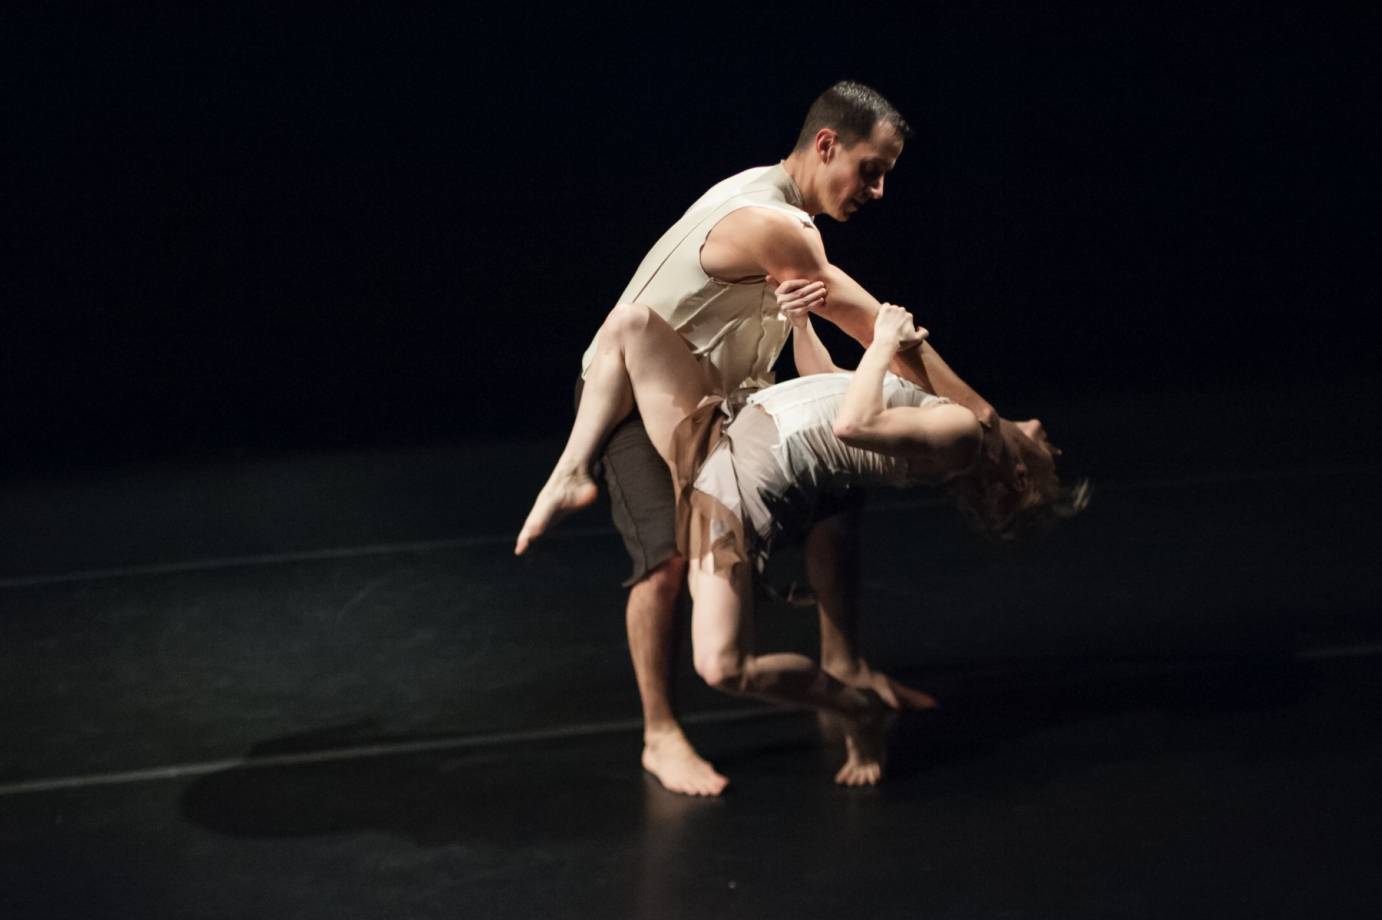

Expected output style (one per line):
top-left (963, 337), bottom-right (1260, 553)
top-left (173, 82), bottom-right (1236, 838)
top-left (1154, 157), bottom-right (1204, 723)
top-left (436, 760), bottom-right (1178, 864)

top-left (3, 381), bottom-right (1380, 919)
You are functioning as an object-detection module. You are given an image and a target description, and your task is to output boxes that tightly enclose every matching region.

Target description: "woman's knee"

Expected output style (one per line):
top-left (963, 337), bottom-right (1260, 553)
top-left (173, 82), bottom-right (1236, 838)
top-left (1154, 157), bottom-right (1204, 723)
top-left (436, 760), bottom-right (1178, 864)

top-left (603, 302), bottom-right (654, 342)
top-left (694, 649), bottom-right (747, 693)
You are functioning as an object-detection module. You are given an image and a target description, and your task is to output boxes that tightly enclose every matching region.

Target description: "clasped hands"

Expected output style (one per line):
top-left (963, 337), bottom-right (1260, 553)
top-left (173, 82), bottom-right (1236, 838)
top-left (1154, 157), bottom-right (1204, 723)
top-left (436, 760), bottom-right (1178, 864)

top-left (774, 278), bottom-right (927, 349)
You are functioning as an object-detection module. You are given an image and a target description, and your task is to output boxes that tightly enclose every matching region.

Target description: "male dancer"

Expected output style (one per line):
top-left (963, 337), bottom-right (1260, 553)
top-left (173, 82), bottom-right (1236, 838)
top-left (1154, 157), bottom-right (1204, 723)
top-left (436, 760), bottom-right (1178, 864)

top-left (524, 82), bottom-right (999, 795)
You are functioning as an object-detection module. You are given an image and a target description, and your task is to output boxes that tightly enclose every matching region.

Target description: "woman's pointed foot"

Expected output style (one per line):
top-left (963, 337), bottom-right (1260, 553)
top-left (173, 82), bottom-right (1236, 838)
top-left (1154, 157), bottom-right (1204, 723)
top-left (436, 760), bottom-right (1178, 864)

top-left (827, 660), bottom-right (939, 712)
top-left (515, 469), bottom-right (599, 554)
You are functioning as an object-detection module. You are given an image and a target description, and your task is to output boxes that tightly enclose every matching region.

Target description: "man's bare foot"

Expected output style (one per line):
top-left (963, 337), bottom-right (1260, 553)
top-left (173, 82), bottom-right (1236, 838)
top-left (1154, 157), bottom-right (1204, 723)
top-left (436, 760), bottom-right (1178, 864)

top-left (834, 707), bottom-right (892, 787)
top-left (514, 468), bottom-right (598, 555)
top-left (827, 660), bottom-right (940, 712)
top-left (642, 730), bottom-right (728, 797)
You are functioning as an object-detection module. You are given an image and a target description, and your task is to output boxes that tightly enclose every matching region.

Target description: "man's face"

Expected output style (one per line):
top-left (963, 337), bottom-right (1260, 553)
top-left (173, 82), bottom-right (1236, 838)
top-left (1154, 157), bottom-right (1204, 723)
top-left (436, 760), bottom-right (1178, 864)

top-left (819, 120), bottom-right (905, 221)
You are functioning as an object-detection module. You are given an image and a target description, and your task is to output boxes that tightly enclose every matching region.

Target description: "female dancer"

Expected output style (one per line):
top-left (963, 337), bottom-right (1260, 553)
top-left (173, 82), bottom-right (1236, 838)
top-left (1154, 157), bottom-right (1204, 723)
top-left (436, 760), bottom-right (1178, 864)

top-left (516, 287), bottom-right (1075, 784)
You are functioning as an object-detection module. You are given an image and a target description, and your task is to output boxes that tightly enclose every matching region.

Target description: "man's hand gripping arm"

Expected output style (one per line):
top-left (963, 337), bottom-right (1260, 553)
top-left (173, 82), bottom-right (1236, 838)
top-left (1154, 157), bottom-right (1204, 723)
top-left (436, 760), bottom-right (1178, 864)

top-left (774, 279), bottom-right (841, 376)
top-left (740, 209), bottom-right (999, 428)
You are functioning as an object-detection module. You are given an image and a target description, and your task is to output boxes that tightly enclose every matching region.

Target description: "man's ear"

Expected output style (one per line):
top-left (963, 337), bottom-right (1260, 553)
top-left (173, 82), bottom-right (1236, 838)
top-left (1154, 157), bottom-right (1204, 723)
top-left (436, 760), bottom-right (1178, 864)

top-left (814, 127), bottom-right (839, 162)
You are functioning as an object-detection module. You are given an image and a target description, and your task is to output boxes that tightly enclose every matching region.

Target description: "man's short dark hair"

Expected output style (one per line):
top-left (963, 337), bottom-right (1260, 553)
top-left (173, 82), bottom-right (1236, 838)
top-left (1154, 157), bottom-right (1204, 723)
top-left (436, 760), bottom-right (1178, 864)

top-left (793, 81), bottom-right (912, 151)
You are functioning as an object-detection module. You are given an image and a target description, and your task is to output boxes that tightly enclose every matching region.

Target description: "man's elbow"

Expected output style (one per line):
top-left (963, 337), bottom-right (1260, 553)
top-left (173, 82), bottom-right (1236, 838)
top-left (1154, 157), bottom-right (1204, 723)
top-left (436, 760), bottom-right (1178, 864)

top-left (764, 252), bottom-right (834, 289)
top-left (771, 266), bottom-right (830, 290)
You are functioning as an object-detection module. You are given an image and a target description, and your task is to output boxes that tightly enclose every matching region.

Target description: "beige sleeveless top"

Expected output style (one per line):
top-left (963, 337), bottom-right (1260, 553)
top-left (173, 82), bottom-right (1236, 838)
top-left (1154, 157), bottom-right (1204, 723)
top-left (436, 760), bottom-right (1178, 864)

top-left (580, 163), bottom-right (814, 397)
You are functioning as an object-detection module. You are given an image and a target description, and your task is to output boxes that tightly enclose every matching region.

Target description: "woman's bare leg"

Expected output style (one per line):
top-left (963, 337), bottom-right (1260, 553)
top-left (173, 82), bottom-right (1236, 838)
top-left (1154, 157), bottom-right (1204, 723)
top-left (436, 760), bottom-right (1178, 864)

top-left (687, 555), bottom-right (891, 786)
top-left (806, 511), bottom-right (939, 712)
top-left (516, 303), bottom-right (713, 554)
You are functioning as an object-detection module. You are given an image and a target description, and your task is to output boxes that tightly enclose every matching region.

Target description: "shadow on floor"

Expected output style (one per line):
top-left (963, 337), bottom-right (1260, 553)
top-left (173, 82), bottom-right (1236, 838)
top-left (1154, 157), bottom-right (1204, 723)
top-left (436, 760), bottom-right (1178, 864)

top-left (178, 655), bottom-right (1334, 847)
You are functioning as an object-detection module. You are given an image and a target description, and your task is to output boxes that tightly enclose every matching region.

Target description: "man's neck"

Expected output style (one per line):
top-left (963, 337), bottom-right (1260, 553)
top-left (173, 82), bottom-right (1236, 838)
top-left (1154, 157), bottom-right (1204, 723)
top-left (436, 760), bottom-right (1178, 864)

top-left (781, 151), bottom-right (824, 217)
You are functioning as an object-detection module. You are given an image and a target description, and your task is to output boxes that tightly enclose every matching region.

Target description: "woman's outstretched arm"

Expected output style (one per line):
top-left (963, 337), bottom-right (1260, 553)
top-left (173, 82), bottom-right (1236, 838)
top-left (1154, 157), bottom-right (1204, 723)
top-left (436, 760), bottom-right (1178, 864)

top-left (831, 304), bottom-right (982, 476)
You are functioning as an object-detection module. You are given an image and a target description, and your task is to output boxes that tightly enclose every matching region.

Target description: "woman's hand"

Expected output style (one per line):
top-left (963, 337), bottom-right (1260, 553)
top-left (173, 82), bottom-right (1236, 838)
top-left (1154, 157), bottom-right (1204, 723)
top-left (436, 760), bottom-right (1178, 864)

top-left (872, 303), bottom-right (927, 351)
top-left (774, 278), bottom-right (827, 329)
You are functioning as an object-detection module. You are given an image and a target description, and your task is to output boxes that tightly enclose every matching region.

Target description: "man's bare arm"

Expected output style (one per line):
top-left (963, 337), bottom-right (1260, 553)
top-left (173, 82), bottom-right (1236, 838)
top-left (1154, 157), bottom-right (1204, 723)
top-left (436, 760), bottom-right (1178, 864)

top-left (716, 208), bottom-right (998, 426)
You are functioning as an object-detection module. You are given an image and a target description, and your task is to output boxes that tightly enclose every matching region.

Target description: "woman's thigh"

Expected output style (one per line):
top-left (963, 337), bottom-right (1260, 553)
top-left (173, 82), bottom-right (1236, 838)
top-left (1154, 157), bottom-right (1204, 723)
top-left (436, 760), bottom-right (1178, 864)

top-left (607, 303), bottom-right (714, 465)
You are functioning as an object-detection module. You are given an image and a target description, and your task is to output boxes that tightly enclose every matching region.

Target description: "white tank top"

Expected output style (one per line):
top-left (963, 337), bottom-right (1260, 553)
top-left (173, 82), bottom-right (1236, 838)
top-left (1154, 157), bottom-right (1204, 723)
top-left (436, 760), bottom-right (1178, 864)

top-left (746, 372), bottom-right (951, 492)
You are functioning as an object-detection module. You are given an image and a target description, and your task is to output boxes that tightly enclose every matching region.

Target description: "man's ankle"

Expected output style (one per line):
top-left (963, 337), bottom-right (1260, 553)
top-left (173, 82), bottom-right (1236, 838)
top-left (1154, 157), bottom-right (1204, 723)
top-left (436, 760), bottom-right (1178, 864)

top-left (643, 723), bottom-right (686, 746)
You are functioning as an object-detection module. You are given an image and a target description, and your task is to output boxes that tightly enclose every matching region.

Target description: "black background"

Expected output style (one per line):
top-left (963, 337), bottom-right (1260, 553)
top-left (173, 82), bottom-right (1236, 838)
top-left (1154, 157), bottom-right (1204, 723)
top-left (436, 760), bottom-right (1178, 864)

top-left (5, 5), bottom-right (1377, 473)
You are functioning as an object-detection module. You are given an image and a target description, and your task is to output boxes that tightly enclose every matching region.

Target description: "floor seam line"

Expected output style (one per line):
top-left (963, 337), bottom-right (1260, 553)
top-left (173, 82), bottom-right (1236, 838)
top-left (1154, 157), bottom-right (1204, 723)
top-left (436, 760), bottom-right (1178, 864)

top-left (3, 462), bottom-right (1378, 588)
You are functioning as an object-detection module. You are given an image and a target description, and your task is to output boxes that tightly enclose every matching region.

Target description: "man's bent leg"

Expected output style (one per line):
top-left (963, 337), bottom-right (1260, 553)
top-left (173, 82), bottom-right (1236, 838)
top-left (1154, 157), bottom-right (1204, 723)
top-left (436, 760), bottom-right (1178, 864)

top-left (627, 557), bottom-right (728, 797)
top-left (806, 504), bottom-right (939, 711)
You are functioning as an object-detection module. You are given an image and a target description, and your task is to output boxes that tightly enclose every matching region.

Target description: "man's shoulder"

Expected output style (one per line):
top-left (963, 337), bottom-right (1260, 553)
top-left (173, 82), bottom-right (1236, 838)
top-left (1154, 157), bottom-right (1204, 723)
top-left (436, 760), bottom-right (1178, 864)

top-left (688, 164), bottom-right (778, 209)
top-left (700, 203), bottom-right (824, 279)
top-left (715, 204), bottom-right (817, 242)
top-left (716, 164), bottom-right (778, 191)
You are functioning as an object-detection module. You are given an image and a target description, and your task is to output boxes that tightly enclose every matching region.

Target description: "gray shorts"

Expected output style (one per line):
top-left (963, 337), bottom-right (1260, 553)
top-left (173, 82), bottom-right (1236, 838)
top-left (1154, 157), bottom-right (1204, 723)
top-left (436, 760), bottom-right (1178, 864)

top-left (576, 378), bottom-right (678, 587)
